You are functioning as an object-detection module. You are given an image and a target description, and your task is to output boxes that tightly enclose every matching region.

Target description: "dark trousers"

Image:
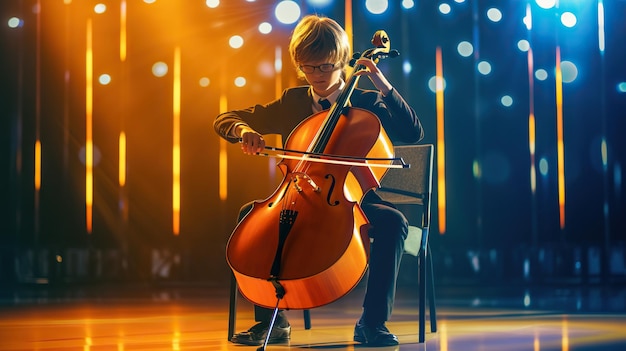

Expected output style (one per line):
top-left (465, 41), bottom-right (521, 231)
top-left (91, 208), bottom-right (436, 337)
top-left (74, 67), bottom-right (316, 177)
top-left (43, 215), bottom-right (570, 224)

top-left (236, 193), bottom-right (408, 325)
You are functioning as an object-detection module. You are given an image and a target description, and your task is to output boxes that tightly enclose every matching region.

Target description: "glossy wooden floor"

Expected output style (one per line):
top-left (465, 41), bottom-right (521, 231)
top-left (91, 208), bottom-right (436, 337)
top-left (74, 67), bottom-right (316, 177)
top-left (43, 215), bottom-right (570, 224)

top-left (1, 283), bottom-right (625, 351)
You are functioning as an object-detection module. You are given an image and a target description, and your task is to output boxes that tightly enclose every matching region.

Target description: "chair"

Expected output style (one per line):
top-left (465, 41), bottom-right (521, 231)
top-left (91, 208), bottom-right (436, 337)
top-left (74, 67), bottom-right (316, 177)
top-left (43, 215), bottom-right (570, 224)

top-left (375, 144), bottom-right (437, 343)
top-left (227, 144), bottom-right (437, 343)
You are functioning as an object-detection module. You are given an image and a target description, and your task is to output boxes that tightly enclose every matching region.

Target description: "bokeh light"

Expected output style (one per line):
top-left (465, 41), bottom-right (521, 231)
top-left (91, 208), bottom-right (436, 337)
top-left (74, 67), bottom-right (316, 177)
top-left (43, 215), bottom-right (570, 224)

top-left (535, 69), bottom-right (548, 81)
top-left (234, 76), bottom-right (246, 87)
top-left (536, 0), bottom-right (556, 9)
top-left (477, 61), bottom-right (492, 75)
top-left (517, 39), bottom-right (530, 52)
top-left (98, 74), bottom-right (111, 85)
top-left (439, 3), bottom-right (451, 15)
top-left (258, 22), bottom-right (272, 34)
top-left (94, 3), bottom-right (106, 14)
top-left (275, 1), bottom-right (301, 24)
top-left (457, 41), bottom-right (473, 57)
top-left (205, 0), bottom-right (219, 8)
top-left (229, 35), bottom-right (244, 49)
top-left (199, 77), bottom-right (210, 87)
top-left (8, 17), bottom-right (23, 28)
top-left (428, 76), bottom-right (446, 93)
top-left (561, 12), bottom-right (577, 28)
top-left (152, 62), bottom-right (168, 77)
top-left (500, 95), bottom-right (513, 107)
top-left (560, 61), bottom-right (578, 83)
top-left (487, 8), bottom-right (502, 22)
top-left (365, 0), bottom-right (389, 14)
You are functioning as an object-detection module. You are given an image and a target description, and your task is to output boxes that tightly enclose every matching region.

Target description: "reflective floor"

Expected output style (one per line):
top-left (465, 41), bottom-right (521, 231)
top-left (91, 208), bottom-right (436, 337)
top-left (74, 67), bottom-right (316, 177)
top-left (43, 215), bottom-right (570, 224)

top-left (1, 283), bottom-right (625, 351)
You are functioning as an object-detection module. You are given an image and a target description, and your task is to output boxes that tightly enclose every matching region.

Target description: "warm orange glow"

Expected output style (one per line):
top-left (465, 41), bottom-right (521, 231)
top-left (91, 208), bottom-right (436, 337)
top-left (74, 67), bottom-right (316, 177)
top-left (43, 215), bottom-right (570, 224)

top-left (435, 47), bottom-right (446, 235)
top-left (562, 316), bottom-right (570, 351)
top-left (34, 140), bottom-right (41, 190)
top-left (527, 26), bottom-right (537, 194)
top-left (120, 0), bottom-right (127, 62)
top-left (345, 0), bottom-right (353, 50)
top-left (275, 46), bottom-right (282, 98)
top-left (119, 131), bottom-right (126, 187)
top-left (529, 113), bottom-right (537, 193)
top-left (172, 47), bottom-right (181, 235)
top-left (344, 1), bottom-right (354, 77)
top-left (219, 90), bottom-right (229, 201)
top-left (555, 47), bottom-right (565, 229)
top-left (86, 18), bottom-right (93, 234)
top-left (440, 321), bottom-right (448, 351)
top-left (534, 330), bottom-right (540, 351)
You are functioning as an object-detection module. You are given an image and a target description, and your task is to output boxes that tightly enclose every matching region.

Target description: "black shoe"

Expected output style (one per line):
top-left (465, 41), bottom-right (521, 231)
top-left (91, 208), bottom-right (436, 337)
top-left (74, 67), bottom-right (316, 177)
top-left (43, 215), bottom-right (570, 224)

top-left (353, 319), bottom-right (399, 346)
top-left (231, 321), bottom-right (291, 346)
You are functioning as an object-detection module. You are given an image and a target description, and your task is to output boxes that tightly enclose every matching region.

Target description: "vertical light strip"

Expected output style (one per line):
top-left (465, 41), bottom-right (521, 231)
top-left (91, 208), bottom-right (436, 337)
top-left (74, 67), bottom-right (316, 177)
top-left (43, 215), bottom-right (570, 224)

top-left (120, 0), bottom-right (127, 62)
top-left (119, 0), bottom-right (128, 225)
top-left (34, 0), bottom-right (42, 239)
top-left (86, 18), bottom-right (94, 234)
top-left (527, 4), bottom-right (536, 195)
top-left (274, 46), bottom-right (282, 99)
top-left (555, 47), bottom-right (565, 229)
top-left (526, 3), bottom-right (538, 246)
top-left (34, 141), bottom-right (41, 190)
top-left (344, 0), bottom-right (354, 77)
top-left (119, 132), bottom-right (126, 187)
top-left (219, 94), bottom-right (228, 201)
top-left (435, 47), bottom-right (446, 235)
top-left (561, 316), bottom-right (569, 351)
top-left (345, 0), bottom-right (353, 51)
top-left (597, 0), bottom-right (605, 53)
top-left (172, 47), bottom-right (181, 236)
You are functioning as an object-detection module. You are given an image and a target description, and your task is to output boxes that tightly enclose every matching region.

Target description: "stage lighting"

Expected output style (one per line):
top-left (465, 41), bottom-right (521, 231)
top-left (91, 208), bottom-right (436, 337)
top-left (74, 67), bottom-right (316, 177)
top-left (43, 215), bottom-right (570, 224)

top-left (439, 3), bottom-right (451, 15)
top-left (561, 12), bottom-right (577, 28)
top-left (152, 62), bottom-right (168, 77)
top-left (365, 0), bottom-right (389, 15)
top-left (477, 61), bottom-right (492, 75)
top-left (457, 41), bottom-right (473, 57)
top-left (7, 17), bottom-right (22, 28)
top-left (536, 0), bottom-right (556, 10)
top-left (275, 0), bottom-right (301, 25)
top-left (486, 8), bottom-right (502, 22)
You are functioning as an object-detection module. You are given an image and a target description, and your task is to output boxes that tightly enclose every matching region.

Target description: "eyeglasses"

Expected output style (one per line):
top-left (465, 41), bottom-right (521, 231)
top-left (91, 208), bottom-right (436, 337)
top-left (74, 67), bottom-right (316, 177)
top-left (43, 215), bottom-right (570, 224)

top-left (298, 63), bottom-right (336, 74)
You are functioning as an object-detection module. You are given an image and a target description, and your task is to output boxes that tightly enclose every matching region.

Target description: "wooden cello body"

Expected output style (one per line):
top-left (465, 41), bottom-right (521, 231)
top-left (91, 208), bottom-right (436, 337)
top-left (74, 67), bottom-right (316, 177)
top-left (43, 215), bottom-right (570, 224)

top-left (226, 31), bottom-right (396, 310)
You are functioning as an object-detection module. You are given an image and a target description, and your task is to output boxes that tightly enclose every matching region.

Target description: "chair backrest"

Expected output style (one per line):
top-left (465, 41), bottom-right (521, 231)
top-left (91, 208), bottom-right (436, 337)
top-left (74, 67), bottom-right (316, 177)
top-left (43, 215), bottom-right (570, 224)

top-left (376, 144), bottom-right (434, 229)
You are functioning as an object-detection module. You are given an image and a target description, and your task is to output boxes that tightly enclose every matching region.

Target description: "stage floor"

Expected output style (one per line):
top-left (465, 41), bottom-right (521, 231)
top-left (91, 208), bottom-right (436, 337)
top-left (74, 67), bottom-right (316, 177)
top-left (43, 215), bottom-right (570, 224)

top-left (1, 283), bottom-right (625, 350)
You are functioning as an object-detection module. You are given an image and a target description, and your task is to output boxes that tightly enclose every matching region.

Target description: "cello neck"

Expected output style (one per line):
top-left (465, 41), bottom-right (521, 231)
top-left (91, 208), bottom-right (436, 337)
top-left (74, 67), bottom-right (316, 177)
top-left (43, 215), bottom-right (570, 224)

top-left (309, 30), bottom-right (394, 155)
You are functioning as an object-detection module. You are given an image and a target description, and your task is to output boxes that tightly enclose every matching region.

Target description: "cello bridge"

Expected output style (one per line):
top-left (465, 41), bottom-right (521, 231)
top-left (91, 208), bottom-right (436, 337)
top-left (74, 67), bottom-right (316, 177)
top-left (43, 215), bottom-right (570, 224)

top-left (292, 172), bottom-right (321, 193)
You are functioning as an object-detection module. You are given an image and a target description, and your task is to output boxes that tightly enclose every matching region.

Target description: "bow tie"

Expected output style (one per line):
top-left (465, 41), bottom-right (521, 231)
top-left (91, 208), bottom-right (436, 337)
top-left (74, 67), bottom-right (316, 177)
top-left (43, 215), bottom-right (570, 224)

top-left (318, 98), bottom-right (331, 110)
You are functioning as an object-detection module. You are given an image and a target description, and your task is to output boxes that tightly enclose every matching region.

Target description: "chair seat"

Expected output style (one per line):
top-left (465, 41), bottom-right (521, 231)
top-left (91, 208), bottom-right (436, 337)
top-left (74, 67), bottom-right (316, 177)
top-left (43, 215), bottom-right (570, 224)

top-left (404, 226), bottom-right (422, 257)
top-left (377, 192), bottom-right (425, 205)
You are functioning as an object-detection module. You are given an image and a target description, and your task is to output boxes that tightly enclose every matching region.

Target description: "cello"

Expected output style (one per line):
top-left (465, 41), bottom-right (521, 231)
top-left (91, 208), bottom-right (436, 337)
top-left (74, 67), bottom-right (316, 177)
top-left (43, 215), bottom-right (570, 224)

top-left (226, 30), bottom-right (401, 345)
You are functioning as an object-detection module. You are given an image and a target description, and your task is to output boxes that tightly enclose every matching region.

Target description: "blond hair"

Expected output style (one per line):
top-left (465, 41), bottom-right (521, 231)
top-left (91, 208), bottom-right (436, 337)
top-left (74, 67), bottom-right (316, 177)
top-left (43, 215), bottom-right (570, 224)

top-left (288, 15), bottom-right (351, 79)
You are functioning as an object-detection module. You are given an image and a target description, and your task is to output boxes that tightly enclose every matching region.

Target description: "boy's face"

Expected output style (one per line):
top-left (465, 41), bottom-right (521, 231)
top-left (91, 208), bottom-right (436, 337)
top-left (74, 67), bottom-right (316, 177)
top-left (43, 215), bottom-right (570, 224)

top-left (299, 60), bottom-right (343, 97)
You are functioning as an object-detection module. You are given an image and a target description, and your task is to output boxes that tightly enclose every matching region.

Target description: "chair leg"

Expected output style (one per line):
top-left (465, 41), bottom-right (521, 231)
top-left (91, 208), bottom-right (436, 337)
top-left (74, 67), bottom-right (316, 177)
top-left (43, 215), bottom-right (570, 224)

top-left (418, 249), bottom-right (426, 343)
top-left (303, 309), bottom-right (311, 330)
top-left (227, 273), bottom-right (237, 341)
top-left (427, 244), bottom-right (437, 333)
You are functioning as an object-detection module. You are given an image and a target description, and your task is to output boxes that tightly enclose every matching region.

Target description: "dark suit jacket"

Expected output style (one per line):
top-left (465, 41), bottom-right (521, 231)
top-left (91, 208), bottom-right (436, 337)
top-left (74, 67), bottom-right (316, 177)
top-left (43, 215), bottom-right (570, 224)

top-left (214, 85), bottom-right (424, 204)
top-left (214, 85), bottom-right (423, 145)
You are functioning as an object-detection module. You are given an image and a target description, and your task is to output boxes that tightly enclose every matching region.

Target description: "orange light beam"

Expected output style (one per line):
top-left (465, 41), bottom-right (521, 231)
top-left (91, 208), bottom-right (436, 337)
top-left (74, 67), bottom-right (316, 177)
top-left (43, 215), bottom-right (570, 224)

top-left (555, 47), bottom-right (565, 229)
top-left (435, 47), bottom-right (446, 235)
top-left (120, 0), bottom-right (127, 62)
top-left (218, 60), bottom-right (228, 201)
top-left (34, 140), bottom-right (41, 190)
top-left (172, 47), bottom-right (181, 235)
top-left (119, 132), bottom-right (126, 187)
top-left (86, 18), bottom-right (93, 234)
top-left (526, 4), bottom-right (537, 195)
